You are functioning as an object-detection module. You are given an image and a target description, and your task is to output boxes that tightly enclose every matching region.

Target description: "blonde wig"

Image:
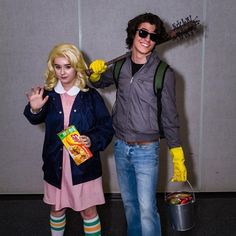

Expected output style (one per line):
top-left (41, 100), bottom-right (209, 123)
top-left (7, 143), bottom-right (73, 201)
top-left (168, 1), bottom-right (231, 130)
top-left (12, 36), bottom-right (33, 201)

top-left (44, 43), bottom-right (89, 91)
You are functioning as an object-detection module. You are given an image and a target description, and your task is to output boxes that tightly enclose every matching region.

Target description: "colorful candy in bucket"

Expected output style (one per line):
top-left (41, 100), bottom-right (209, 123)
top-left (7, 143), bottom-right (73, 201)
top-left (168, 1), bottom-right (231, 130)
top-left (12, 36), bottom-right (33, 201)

top-left (165, 180), bottom-right (196, 231)
top-left (167, 192), bottom-right (193, 205)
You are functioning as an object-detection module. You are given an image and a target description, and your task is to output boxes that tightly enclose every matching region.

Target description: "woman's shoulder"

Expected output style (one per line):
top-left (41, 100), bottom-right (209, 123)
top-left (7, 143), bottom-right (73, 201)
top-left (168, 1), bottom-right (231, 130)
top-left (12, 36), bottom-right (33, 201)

top-left (83, 86), bottom-right (101, 96)
top-left (78, 87), bottom-right (104, 103)
top-left (43, 88), bottom-right (55, 97)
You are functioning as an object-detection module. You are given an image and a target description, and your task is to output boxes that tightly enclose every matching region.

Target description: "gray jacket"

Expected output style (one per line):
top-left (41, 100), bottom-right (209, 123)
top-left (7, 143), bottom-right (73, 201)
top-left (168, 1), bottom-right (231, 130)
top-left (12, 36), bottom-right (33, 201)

top-left (92, 50), bottom-right (181, 148)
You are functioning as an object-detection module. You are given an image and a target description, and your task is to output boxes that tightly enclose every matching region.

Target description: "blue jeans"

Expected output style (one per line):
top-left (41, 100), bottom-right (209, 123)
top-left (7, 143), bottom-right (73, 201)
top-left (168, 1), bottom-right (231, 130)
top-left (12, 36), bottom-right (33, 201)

top-left (114, 139), bottom-right (161, 236)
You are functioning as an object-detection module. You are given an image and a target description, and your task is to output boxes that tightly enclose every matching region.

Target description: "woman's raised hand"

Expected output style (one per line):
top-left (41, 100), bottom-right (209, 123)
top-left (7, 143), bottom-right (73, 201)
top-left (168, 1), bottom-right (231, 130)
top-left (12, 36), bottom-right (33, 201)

top-left (26, 86), bottom-right (49, 113)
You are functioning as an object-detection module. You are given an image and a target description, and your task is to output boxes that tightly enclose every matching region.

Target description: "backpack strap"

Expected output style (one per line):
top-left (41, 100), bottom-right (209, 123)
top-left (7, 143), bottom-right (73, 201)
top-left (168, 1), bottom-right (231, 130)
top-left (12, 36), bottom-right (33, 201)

top-left (154, 60), bottom-right (169, 95)
top-left (154, 60), bottom-right (169, 138)
top-left (113, 58), bottom-right (126, 88)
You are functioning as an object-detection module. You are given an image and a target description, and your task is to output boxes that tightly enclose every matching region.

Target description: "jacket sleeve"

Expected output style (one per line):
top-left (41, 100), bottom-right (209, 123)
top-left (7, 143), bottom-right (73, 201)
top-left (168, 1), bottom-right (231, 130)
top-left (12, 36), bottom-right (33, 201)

top-left (23, 103), bottom-right (47, 125)
top-left (84, 89), bottom-right (114, 153)
top-left (160, 68), bottom-right (182, 148)
top-left (89, 66), bottom-right (116, 89)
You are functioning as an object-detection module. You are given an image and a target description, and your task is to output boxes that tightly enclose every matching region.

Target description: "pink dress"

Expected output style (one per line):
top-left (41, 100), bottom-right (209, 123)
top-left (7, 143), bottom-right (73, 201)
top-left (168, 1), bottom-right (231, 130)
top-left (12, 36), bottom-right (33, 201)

top-left (43, 92), bottom-right (105, 211)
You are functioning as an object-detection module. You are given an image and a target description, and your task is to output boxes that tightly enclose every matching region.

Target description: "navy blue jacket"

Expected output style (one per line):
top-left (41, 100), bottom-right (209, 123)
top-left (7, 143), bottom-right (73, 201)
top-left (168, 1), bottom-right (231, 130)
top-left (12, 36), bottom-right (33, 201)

top-left (24, 87), bottom-right (114, 189)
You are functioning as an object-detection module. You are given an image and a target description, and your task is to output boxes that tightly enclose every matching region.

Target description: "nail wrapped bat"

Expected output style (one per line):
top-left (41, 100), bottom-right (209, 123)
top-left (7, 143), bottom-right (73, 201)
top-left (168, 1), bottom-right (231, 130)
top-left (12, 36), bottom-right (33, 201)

top-left (86, 15), bottom-right (200, 76)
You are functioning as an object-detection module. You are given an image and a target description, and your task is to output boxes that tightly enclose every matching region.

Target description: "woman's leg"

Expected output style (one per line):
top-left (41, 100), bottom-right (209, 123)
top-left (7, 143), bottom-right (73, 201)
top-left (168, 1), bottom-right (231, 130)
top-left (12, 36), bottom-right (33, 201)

top-left (50, 207), bottom-right (66, 236)
top-left (80, 206), bottom-right (101, 236)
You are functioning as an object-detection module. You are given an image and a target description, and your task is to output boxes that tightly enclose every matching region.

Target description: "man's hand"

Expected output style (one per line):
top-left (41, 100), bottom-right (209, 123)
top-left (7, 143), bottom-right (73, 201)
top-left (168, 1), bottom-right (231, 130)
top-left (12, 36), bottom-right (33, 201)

top-left (89, 60), bottom-right (107, 82)
top-left (170, 146), bottom-right (187, 182)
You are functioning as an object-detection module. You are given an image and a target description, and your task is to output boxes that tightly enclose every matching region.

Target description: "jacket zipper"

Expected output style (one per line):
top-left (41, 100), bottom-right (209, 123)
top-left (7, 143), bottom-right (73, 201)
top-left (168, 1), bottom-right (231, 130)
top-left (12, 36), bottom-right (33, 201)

top-left (130, 64), bottom-right (145, 84)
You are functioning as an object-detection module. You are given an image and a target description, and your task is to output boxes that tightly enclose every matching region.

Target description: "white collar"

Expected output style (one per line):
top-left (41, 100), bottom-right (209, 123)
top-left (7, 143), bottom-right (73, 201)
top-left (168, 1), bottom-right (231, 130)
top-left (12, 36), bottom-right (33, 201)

top-left (54, 81), bottom-right (80, 96)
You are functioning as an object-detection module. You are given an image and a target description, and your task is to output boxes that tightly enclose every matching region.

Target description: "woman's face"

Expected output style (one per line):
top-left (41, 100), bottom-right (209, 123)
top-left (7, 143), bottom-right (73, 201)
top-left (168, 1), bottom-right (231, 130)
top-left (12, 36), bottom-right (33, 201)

top-left (53, 56), bottom-right (77, 90)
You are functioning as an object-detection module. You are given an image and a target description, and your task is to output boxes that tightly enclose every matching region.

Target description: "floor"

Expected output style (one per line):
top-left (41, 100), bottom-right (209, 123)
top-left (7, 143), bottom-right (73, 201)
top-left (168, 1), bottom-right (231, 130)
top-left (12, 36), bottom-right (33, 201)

top-left (0, 193), bottom-right (236, 236)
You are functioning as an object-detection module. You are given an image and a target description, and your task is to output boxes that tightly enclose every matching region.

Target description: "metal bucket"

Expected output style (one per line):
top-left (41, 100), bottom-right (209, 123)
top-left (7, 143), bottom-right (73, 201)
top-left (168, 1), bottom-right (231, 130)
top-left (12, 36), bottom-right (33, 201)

top-left (165, 180), bottom-right (196, 231)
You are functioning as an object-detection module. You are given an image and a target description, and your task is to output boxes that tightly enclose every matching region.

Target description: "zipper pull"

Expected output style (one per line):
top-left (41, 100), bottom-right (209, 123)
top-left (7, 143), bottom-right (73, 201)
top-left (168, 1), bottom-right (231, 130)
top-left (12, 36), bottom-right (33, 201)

top-left (130, 77), bottom-right (134, 84)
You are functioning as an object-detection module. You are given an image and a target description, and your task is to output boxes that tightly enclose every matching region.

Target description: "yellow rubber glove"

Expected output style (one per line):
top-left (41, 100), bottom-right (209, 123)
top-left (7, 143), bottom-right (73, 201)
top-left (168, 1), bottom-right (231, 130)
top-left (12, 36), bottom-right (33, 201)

top-left (170, 146), bottom-right (187, 182)
top-left (89, 59), bottom-right (107, 82)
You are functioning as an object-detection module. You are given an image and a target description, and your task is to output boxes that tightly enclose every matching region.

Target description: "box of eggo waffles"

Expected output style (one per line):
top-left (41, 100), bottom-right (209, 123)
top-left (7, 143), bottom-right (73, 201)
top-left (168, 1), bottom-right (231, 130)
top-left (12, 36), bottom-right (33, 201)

top-left (57, 125), bottom-right (93, 165)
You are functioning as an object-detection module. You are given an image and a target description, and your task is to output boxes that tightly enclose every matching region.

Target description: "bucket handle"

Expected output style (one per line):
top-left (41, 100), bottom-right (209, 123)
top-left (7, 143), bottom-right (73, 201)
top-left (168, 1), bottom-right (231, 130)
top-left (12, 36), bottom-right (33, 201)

top-left (165, 180), bottom-right (195, 202)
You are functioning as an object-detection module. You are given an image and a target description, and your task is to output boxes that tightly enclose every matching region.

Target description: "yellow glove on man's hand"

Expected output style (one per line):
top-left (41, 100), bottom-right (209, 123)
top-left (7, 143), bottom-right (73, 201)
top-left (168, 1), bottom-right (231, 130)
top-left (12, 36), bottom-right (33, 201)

top-left (170, 146), bottom-right (187, 182)
top-left (89, 60), bottom-right (107, 82)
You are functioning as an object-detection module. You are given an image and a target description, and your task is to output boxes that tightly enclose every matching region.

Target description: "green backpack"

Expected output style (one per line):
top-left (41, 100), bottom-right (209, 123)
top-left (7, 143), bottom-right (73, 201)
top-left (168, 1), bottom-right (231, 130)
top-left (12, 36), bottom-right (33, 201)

top-left (113, 59), bottom-right (169, 138)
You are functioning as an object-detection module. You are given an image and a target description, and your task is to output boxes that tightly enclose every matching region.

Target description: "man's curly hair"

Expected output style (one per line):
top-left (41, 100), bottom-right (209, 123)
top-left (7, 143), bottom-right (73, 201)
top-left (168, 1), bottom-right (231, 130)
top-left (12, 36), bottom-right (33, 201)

top-left (126, 13), bottom-right (168, 49)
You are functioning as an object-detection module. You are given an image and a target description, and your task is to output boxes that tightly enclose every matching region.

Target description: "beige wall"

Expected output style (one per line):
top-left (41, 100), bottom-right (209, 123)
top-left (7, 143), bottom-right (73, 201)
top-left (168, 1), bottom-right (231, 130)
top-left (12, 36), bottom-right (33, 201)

top-left (0, 0), bottom-right (236, 193)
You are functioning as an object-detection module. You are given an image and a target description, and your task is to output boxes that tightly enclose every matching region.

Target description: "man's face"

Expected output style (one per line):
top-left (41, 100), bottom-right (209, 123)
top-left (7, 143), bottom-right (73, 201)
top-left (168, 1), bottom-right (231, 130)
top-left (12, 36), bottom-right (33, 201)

top-left (131, 22), bottom-right (157, 56)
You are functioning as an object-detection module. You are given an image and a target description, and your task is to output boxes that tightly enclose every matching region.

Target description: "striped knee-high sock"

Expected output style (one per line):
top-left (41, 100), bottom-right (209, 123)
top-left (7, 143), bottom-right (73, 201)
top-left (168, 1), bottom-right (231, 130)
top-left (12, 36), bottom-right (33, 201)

top-left (50, 214), bottom-right (66, 236)
top-left (83, 215), bottom-right (101, 236)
